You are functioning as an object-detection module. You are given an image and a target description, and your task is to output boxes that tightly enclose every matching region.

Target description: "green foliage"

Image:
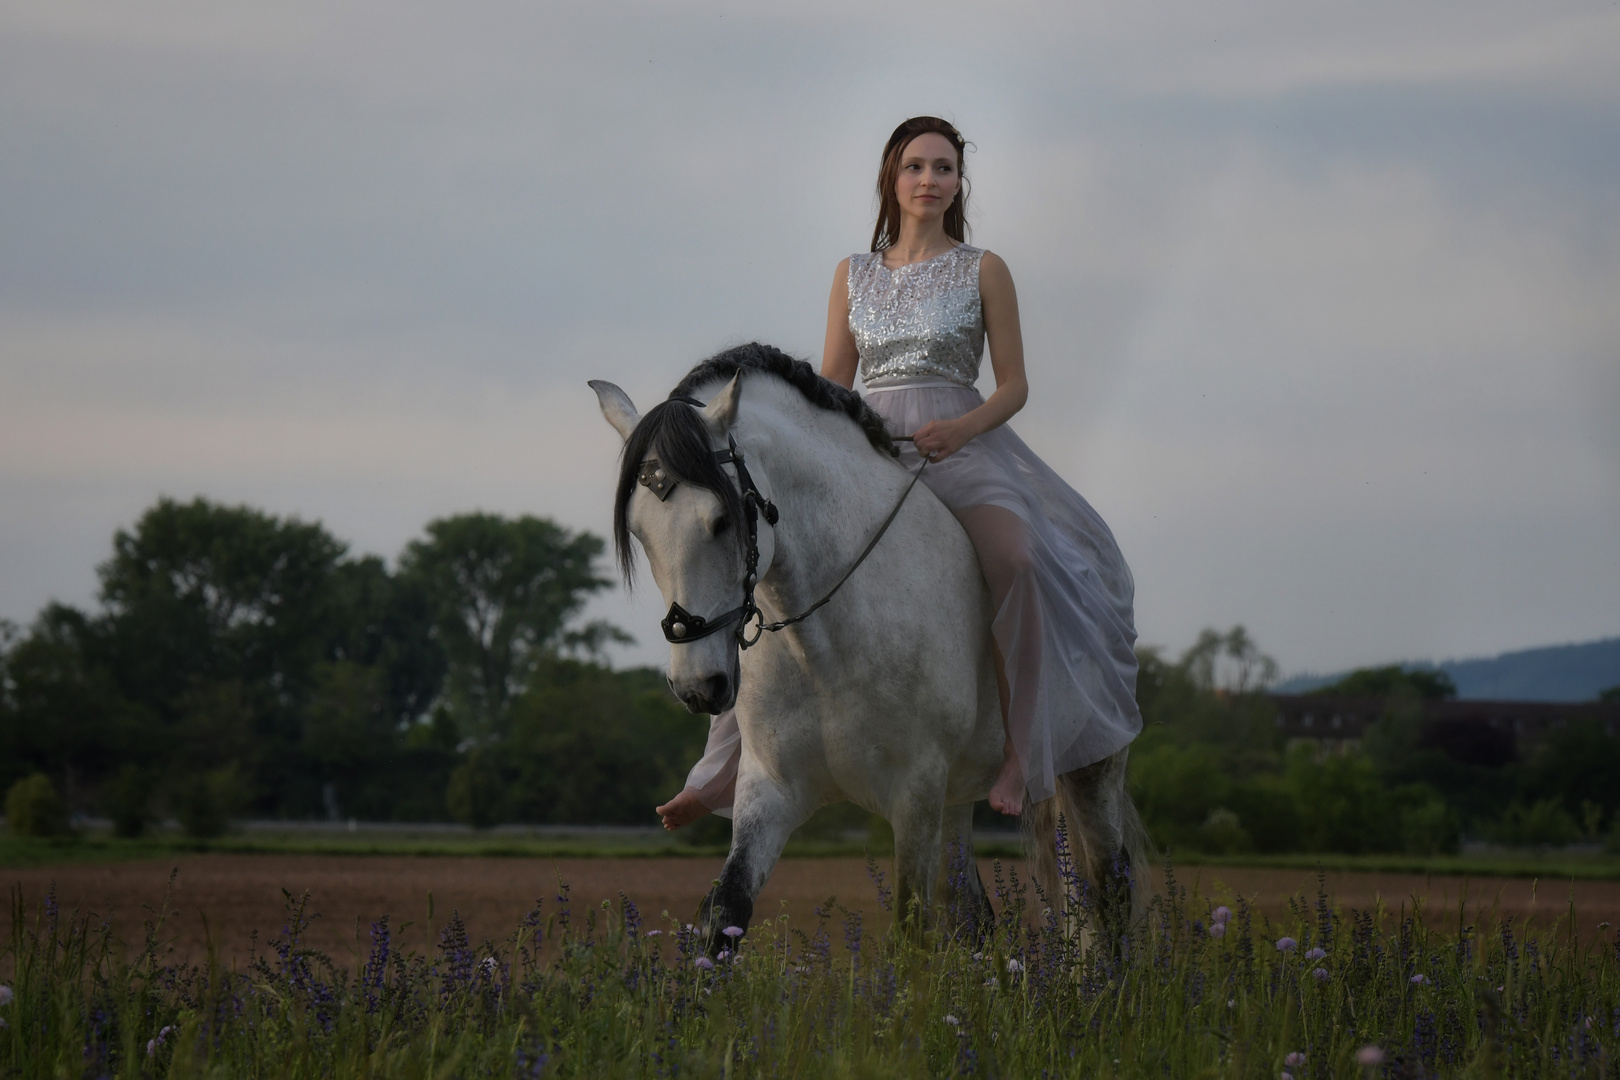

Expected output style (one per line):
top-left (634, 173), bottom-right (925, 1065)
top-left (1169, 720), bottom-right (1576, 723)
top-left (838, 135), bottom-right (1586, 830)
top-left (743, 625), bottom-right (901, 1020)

top-left (399, 513), bottom-right (617, 738)
top-left (1598, 684), bottom-right (1620, 703)
top-left (172, 765), bottom-right (247, 839)
top-left (104, 764), bottom-right (152, 839)
top-left (1313, 665), bottom-right (1457, 700)
top-left (5, 774), bottom-right (69, 838)
top-left (4, 868), bottom-right (1617, 1077)
top-left (1491, 798), bottom-right (1580, 848)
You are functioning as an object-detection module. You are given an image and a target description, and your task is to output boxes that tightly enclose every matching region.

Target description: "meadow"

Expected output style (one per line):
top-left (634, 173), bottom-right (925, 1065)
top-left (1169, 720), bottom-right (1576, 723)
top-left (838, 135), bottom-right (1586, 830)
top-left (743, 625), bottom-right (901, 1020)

top-left (4, 834), bottom-right (1618, 1078)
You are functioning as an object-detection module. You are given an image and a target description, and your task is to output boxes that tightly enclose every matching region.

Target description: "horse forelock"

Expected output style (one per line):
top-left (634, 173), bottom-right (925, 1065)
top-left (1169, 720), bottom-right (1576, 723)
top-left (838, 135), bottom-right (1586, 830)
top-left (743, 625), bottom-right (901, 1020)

top-left (615, 342), bottom-right (897, 585)
top-left (613, 399), bottom-right (748, 586)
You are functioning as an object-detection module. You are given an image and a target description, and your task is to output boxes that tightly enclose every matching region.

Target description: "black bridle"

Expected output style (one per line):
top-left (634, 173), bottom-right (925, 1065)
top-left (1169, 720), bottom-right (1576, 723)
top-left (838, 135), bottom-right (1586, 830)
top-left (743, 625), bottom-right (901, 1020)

top-left (643, 395), bottom-right (927, 651)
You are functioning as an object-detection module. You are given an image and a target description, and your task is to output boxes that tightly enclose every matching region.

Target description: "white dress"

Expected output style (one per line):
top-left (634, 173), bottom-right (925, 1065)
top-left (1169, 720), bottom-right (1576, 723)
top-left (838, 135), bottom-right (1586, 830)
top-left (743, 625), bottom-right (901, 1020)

top-left (683, 244), bottom-right (1141, 811)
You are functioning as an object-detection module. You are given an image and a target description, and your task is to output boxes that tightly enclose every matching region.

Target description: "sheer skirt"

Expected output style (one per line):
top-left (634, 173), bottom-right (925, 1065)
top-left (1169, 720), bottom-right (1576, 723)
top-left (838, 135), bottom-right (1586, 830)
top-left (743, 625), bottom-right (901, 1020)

top-left (682, 383), bottom-right (1141, 808)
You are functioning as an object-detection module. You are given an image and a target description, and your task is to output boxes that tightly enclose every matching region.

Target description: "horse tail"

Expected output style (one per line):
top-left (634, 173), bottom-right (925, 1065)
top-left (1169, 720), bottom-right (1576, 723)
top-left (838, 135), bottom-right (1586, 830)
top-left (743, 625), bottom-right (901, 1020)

top-left (1022, 746), bottom-right (1149, 935)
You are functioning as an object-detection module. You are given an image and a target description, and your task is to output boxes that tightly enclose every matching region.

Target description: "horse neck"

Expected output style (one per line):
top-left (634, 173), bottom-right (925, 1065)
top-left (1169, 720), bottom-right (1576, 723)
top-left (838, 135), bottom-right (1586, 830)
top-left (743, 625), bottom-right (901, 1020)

top-left (736, 390), bottom-right (899, 618)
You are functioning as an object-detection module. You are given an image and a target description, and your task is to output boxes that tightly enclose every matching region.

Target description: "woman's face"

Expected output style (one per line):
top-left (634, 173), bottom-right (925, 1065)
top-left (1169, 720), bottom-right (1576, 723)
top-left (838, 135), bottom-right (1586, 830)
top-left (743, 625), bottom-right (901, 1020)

top-left (894, 132), bottom-right (961, 222)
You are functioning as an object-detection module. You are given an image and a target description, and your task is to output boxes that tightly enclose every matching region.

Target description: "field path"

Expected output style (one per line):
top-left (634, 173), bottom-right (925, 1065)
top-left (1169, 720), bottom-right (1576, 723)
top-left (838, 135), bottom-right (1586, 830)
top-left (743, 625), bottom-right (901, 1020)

top-left (6, 856), bottom-right (1616, 967)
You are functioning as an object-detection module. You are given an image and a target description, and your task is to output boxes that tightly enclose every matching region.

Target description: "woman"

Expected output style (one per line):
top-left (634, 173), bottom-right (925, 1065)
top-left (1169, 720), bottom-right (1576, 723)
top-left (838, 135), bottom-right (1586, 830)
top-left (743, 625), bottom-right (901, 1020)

top-left (658, 116), bottom-right (1141, 827)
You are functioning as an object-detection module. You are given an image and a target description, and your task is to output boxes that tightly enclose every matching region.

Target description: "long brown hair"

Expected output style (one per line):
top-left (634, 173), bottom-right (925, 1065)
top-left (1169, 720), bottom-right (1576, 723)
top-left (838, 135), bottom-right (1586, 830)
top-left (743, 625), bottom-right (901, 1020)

top-left (870, 116), bottom-right (971, 252)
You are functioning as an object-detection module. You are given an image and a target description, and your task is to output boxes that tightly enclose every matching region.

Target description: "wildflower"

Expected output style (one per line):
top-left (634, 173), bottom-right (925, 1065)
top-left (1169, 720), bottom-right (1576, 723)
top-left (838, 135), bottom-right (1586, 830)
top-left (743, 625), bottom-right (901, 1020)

top-left (1285, 1052), bottom-right (1306, 1066)
top-left (0, 985), bottom-right (11, 1006)
top-left (146, 1025), bottom-right (176, 1057)
top-left (722, 925), bottom-right (744, 939)
top-left (717, 950), bottom-right (731, 961)
top-left (1410, 973), bottom-right (1427, 985)
top-left (1585, 1016), bottom-right (1594, 1029)
top-left (479, 956), bottom-right (497, 976)
top-left (694, 957), bottom-right (715, 970)
top-left (1305, 947), bottom-right (1326, 959)
top-left (972, 951), bottom-right (984, 961)
top-left (646, 929), bottom-right (662, 937)
top-left (944, 1014), bottom-right (960, 1026)
top-left (1006, 958), bottom-right (1024, 973)
top-left (984, 977), bottom-right (999, 989)
top-left (1312, 967), bottom-right (1329, 981)
top-left (1212, 905), bottom-right (1233, 925)
top-left (1355, 1045), bottom-right (1385, 1066)
top-left (1282, 1073), bottom-right (1294, 1080)
top-left (1209, 922), bottom-right (1227, 938)
top-left (1227, 999), bottom-right (1236, 1008)
top-left (1275, 937), bottom-right (1298, 952)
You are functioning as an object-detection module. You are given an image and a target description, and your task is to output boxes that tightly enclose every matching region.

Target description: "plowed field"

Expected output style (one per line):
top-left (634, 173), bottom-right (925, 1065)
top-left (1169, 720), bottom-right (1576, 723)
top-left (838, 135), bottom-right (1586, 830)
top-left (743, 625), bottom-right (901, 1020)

top-left (7, 856), bottom-right (1616, 967)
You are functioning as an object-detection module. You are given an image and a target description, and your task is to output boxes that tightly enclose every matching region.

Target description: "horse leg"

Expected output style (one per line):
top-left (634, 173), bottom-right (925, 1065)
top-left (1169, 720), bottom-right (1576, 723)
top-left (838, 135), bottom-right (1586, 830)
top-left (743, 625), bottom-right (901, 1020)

top-left (696, 771), bottom-right (812, 954)
top-left (939, 802), bottom-right (992, 940)
top-left (887, 777), bottom-right (949, 933)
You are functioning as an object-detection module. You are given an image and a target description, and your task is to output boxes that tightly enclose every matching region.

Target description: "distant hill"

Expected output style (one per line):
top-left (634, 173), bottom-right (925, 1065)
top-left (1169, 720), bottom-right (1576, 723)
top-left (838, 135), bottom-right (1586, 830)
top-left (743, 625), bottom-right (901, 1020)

top-left (1274, 637), bottom-right (1620, 702)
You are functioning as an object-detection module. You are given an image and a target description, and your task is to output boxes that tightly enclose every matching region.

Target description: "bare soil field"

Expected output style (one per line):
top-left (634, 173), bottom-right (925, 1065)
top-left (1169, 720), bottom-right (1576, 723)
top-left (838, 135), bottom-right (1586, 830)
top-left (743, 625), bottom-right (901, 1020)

top-left (7, 856), bottom-right (1616, 968)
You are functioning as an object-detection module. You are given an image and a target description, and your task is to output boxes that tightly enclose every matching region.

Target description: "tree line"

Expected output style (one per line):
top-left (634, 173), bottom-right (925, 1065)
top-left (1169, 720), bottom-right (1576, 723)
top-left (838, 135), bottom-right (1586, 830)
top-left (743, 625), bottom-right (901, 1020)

top-left (0, 497), bottom-right (706, 835)
top-left (1130, 628), bottom-right (1620, 855)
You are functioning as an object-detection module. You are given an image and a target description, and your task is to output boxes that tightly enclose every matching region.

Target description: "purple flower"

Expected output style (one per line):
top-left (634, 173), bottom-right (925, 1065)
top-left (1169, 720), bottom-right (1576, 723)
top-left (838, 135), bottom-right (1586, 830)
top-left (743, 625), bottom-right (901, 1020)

top-left (1212, 905), bottom-right (1233, 925)
top-left (1312, 967), bottom-right (1330, 981)
top-left (694, 957), bottom-right (715, 970)
top-left (1410, 973), bottom-right (1427, 984)
top-left (646, 929), bottom-right (662, 937)
top-left (1285, 1052), bottom-right (1306, 1066)
top-left (146, 1025), bottom-right (176, 1057)
top-left (1275, 937), bottom-right (1298, 952)
top-left (1355, 1045), bottom-right (1385, 1066)
top-left (722, 925), bottom-right (744, 939)
top-left (1209, 922), bottom-right (1227, 938)
top-left (1305, 947), bottom-right (1326, 959)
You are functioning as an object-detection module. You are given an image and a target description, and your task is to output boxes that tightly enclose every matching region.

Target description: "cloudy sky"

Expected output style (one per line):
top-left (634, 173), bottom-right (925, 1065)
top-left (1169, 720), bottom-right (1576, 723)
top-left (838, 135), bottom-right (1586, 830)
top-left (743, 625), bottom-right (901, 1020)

top-left (2, 0), bottom-right (1616, 677)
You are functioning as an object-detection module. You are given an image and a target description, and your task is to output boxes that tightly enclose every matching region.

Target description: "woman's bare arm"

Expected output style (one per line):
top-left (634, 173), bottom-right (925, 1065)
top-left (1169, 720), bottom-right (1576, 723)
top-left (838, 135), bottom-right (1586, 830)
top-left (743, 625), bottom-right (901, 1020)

top-left (911, 251), bottom-right (1029, 460)
top-left (821, 257), bottom-right (858, 389)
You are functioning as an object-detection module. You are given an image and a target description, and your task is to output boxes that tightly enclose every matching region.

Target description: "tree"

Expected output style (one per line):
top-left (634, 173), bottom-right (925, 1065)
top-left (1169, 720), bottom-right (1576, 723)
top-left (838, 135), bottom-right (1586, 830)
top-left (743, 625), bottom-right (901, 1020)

top-left (1179, 626), bottom-right (1278, 694)
top-left (1314, 665), bottom-right (1456, 701)
top-left (399, 514), bottom-right (619, 739)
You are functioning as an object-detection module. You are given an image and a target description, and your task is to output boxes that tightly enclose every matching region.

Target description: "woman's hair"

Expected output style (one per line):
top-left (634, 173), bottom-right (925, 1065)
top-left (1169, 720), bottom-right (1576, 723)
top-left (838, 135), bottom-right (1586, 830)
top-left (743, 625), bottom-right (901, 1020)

top-left (870, 116), bottom-right (971, 252)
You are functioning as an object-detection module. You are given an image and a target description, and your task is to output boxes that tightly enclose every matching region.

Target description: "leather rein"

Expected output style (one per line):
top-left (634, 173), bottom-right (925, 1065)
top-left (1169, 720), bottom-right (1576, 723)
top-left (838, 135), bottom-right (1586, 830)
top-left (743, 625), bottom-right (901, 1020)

top-left (643, 394), bottom-right (927, 651)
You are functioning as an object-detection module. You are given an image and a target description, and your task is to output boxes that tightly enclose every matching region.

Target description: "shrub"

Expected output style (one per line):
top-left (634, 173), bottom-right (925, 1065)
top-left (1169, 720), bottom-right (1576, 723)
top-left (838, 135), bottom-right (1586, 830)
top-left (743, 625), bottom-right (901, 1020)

top-left (5, 773), bottom-right (70, 837)
top-left (446, 751), bottom-right (507, 829)
top-left (1492, 797), bottom-right (1578, 848)
top-left (172, 766), bottom-right (245, 839)
top-left (105, 764), bottom-right (153, 839)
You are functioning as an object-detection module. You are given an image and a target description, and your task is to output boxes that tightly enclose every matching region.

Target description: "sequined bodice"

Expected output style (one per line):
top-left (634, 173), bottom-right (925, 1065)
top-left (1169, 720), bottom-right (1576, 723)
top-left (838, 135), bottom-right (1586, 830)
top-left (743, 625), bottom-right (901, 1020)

top-left (848, 244), bottom-right (985, 388)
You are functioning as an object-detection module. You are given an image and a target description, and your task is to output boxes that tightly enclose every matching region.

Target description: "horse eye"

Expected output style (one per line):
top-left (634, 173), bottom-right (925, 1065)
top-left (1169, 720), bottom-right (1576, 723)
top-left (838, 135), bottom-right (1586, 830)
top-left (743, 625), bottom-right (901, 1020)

top-left (712, 515), bottom-right (731, 537)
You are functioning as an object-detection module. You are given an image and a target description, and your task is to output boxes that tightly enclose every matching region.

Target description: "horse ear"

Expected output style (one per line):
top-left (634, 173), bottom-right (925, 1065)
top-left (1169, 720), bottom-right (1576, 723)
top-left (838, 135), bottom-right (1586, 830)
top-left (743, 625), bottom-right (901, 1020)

top-left (700, 373), bottom-right (743, 437)
top-left (589, 380), bottom-right (640, 442)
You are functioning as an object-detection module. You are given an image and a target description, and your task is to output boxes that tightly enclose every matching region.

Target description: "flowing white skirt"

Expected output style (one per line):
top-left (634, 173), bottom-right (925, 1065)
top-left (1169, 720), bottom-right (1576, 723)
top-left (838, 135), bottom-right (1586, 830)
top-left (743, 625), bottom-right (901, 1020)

top-left (684, 382), bottom-right (1142, 810)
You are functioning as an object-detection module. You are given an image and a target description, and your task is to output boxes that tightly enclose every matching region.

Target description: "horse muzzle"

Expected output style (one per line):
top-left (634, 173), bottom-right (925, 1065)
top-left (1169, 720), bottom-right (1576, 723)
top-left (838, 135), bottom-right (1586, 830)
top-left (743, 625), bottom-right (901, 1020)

top-left (669, 670), bottom-right (736, 715)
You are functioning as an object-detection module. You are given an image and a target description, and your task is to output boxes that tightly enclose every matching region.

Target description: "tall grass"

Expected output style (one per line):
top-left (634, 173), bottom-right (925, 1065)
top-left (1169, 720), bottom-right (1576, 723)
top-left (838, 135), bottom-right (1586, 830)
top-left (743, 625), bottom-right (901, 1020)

top-left (2, 846), bottom-right (1616, 1078)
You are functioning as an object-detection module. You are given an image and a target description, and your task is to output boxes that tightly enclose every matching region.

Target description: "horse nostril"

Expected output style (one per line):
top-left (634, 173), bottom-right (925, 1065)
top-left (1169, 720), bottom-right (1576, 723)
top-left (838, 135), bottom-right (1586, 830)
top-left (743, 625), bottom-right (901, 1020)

top-left (706, 673), bottom-right (730, 707)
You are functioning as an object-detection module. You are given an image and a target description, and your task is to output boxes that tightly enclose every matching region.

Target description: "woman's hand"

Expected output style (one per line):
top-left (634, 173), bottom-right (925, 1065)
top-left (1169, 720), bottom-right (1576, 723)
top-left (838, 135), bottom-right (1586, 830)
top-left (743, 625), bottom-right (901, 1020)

top-left (911, 416), bottom-right (977, 462)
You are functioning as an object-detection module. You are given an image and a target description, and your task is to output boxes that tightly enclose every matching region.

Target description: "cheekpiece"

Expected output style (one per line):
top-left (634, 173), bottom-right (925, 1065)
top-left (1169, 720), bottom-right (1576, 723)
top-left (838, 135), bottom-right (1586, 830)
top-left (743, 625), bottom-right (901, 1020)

top-left (638, 459), bottom-right (676, 501)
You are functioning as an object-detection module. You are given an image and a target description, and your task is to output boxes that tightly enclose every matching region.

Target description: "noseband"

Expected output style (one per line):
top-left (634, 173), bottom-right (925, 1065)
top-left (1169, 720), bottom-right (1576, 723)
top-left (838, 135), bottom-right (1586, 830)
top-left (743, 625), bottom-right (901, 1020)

top-left (642, 395), bottom-right (926, 651)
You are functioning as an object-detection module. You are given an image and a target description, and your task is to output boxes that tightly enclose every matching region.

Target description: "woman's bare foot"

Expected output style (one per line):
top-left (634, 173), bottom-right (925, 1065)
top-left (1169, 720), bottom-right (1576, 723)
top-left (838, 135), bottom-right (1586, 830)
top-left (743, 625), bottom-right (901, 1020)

top-left (987, 752), bottom-right (1024, 817)
top-left (656, 788), bottom-right (711, 831)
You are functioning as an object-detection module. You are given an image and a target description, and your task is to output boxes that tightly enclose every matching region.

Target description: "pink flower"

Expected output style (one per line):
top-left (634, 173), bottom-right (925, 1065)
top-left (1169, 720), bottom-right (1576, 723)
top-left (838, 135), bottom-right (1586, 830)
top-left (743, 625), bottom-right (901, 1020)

top-left (1312, 967), bottom-right (1330, 981)
top-left (1285, 1052), bottom-right (1306, 1066)
top-left (694, 956), bottom-right (715, 970)
top-left (645, 929), bottom-right (662, 937)
top-left (1305, 947), bottom-right (1326, 959)
top-left (1355, 1045), bottom-right (1385, 1066)
top-left (1209, 922), bottom-right (1227, 938)
top-left (1212, 905), bottom-right (1233, 925)
top-left (722, 925), bottom-right (744, 939)
top-left (1275, 937), bottom-right (1298, 952)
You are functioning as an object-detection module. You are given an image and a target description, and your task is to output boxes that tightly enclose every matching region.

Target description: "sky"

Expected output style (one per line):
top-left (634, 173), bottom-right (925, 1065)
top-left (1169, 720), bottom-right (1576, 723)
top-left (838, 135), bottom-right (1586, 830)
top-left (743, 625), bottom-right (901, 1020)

top-left (2, 0), bottom-right (1617, 678)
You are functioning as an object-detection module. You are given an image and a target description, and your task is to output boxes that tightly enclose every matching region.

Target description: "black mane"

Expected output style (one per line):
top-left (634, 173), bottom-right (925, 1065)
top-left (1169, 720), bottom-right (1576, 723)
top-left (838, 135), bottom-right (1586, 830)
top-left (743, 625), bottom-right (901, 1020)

top-left (613, 342), bottom-right (897, 583)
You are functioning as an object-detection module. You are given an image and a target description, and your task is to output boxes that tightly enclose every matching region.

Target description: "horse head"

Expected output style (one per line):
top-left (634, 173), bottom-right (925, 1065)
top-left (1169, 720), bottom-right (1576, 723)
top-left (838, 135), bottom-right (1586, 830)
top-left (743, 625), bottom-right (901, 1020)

top-left (591, 374), bottom-right (777, 715)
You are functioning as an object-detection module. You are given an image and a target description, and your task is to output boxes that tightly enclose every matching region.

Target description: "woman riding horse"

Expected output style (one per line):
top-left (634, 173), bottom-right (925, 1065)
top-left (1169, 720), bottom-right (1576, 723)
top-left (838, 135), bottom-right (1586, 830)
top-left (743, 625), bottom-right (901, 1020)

top-left (657, 116), bottom-right (1143, 831)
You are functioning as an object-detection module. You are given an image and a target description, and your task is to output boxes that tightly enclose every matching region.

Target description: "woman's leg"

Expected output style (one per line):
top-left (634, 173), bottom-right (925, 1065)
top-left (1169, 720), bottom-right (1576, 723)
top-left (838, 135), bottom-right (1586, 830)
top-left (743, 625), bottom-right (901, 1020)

top-left (657, 708), bottom-right (740, 830)
top-left (956, 505), bottom-right (1042, 817)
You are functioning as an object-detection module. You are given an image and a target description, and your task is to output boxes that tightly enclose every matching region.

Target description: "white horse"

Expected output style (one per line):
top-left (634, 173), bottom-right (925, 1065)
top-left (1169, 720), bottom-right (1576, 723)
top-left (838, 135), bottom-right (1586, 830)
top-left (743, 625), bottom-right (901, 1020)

top-left (591, 345), bottom-right (1143, 950)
